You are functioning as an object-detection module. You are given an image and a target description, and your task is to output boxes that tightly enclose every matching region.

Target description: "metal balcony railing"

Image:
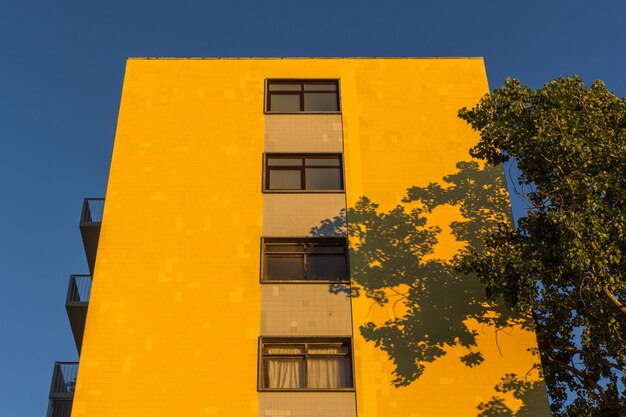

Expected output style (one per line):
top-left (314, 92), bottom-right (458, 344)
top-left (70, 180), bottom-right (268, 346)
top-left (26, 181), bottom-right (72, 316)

top-left (80, 198), bottom-right (104, 225)
top-left (49, 362), bottom-right (78, 398)
top-left (46, 362), bottom-right (78, 417)
top-left (66, 275), bottom-right (92, 304)
top-left (46, 400), bottom-right (72, 417)
top-left (66, 275), bottom-right (92, 353)
top-left (79, 198), bottom-right (104, 275)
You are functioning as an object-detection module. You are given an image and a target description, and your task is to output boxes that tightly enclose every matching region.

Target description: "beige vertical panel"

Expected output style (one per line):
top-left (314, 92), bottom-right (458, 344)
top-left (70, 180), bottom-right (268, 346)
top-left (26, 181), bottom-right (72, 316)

top-left (261, 80), bottom-right (354, 417)
top-left (259, 392), bottom-right (357, 417)
top-left (263, 194), bottom-right (346, 237)
top-left (265, 115), bottom-right (343, 152)
top-left (260, 284), bottom-right (352, 335)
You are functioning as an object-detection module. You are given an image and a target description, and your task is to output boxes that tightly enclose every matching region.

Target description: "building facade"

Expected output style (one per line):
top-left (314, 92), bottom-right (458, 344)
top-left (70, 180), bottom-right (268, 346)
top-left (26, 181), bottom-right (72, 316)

top-left (48, 58), bottom-right (551, 417)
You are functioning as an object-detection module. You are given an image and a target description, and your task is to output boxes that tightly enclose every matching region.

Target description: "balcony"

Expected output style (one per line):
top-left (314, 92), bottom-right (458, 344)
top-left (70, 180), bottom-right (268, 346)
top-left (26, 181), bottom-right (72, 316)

top-left (66, 275), bottom-right (92, 353)
top-left (80, 198), bottom-right (104, 274)
top-left (46, 362), bottom-right (78, 417)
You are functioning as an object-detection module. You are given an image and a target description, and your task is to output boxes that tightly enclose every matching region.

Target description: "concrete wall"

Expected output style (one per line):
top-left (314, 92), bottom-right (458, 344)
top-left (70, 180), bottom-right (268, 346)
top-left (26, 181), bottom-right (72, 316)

top-left (72, 58), bottom-right (549, 417)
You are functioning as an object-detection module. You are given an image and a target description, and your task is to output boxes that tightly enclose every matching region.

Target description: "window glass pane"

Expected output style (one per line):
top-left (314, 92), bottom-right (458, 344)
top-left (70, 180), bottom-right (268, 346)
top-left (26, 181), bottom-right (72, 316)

top-left (267, 158), bottom-right (303, 166)
top-left (270, 94), bottom-right (301, 112)
top-left (266, 256), bottom-right (305, 280)
top-left (307, 254), bottom-right (347, 280)
top-left (304, 93), bottom-right (338, 111)
top-left (305, 168), bottom-right (342, 190)
top-left (305, 158), bottom-right (341, 166)
top-left (269, 83), bottom-right (302, 91)
top-left (308, 345), bottom-right (348, 354)
top-left (307, 357), bottom-right (352, 388)
top-left (265, 345), bottom-right (305, 354)
top-left (266, 244), bottom-right (305, 253)
top-left (307, 244), bottom-right (345, 253)
top-left (304, 83), bottom-right (337, 91)
top-left (265, 358), bottom-right (305, 389)
top-left (269, 169), bottom-right (302, 190)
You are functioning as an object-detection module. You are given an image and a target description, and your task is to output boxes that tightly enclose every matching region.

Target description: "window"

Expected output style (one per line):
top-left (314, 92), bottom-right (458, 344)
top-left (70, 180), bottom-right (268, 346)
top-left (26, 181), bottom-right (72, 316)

top-left (266, 80), bottom-right (340, 112)
top-left (260, 338), bottom-right (353, 390)
top-left (265, 154), bottom-right (344, 191)
top-left (262, 238), bottom-right (348, 282)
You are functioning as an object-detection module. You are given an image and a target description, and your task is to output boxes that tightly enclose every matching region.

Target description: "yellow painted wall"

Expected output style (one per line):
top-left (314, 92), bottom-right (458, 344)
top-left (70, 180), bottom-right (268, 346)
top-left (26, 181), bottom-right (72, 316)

top-left (72, 58), bottom-right (548, 417)
top-left (72, 59), bottom-right (266, 416)
top-left (339, 59), bottom-right (549, 416)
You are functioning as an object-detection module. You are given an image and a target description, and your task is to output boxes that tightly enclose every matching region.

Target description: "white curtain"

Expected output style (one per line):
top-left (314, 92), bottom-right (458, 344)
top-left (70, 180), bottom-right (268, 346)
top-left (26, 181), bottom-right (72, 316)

top-left (307, 347), bottom-right (352, 388)
top-left (265, 345), bottom-right (352, 389)
top-left (266, 347), bottom-right (304, 388)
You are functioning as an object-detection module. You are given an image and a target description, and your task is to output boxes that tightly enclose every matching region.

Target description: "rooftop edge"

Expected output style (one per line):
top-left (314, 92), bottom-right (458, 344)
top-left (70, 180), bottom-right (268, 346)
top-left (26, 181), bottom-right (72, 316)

top-left (126, 56), bottom-right (484, 60)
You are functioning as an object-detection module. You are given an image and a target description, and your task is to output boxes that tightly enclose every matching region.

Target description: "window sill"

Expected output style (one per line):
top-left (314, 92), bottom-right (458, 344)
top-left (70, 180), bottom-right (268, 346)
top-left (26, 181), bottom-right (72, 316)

top-left (258, 388), bottom-right (355, 393)
top-left (260, 280), bottom-right (350, 285)
top-left (264, 111), bottom-right (342, 115)
top-left (263, 189), bottom-right (346, 194)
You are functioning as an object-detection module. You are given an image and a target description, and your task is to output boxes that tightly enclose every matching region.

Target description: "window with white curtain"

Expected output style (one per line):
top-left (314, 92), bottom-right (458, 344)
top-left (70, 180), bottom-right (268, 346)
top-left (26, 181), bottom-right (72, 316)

top-left (260, 338), bottom-right (354, 390)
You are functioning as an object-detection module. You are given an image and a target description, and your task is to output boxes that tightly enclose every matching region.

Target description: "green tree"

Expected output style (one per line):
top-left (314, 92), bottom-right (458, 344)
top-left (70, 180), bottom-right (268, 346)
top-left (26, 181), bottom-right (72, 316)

top-left (458, 77), bottom-right (626, 416)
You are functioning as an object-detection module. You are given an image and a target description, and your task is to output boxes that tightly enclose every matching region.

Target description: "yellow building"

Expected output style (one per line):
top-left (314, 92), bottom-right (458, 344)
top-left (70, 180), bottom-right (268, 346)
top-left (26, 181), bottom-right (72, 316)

top-left (47, 58), bottom-right (551, 417)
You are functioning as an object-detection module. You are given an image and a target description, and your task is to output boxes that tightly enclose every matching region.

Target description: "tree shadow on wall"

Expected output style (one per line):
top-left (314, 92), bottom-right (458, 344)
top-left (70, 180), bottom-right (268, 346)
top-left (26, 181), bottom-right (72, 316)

top-left (476, 364), bottom-right (548, 417)
top-left (312, 161), bottom-right (548, 416)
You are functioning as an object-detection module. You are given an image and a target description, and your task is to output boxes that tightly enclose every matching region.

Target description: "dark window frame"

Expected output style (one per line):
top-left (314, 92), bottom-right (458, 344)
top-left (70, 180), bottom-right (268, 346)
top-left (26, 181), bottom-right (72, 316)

top-left (258, 337), bottom-right (355, 392)
top-left (265, 79), bottom-right (341, 113)
top-left (263, 153), bottom-right (345, 192)
top-left (260, 237), bottom-right (349, 283)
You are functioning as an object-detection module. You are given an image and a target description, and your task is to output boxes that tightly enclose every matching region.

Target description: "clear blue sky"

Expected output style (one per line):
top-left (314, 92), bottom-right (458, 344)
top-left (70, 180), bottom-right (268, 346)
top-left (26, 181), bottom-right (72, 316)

top-left (1, 1), bottom-right (625, 415)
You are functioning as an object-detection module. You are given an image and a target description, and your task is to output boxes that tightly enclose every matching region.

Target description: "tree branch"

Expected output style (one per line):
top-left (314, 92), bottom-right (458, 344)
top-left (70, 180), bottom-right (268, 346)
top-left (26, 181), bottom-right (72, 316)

top-left (550, 344), bottom-right (626, 374)
top-left (602, 286), bottom-right (626, 317)
top-left (543, 355), bottom-right (609, 405)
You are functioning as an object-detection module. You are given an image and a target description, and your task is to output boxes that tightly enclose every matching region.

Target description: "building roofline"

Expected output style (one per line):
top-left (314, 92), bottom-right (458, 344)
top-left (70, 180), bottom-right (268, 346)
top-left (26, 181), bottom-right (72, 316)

top-left (126, 56), bottom-right (484, 60)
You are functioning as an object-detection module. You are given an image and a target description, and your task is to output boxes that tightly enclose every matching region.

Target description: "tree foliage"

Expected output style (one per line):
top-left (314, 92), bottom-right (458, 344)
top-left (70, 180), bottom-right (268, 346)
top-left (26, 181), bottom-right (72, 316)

top-left (458, 77), bottom-right (626, 416)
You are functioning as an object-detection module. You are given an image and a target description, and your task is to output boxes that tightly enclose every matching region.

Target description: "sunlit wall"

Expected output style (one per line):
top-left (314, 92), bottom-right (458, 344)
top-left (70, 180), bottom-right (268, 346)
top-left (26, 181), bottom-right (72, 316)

top-left (71, 58), bottom-right (549, 417)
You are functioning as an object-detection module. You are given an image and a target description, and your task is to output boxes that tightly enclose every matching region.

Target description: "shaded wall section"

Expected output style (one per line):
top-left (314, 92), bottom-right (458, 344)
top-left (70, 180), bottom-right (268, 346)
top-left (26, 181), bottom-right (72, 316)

top-left (340, 59), bottom-right (550, 417)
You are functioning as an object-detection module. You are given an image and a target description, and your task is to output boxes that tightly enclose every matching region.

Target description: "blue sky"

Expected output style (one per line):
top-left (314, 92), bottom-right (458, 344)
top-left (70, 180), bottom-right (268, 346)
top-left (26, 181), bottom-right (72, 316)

top-left (1, 1), bottom-right (625, 415)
